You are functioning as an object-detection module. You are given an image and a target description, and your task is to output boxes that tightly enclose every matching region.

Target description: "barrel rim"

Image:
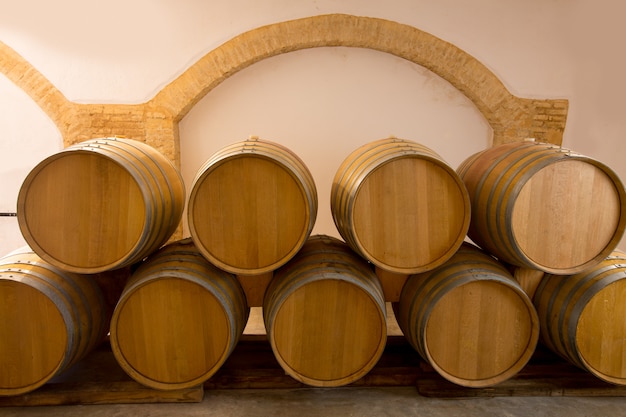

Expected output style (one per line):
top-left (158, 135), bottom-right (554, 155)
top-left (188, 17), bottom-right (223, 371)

top-left (461, 141), bottom-right (626, 275)
top-left (421, 277), bottom-right (539, 388)
top-left (511, 158), bottom-right (626, 275)
top-left (187, 141), bottom-right (317, 275)
top-left (110, 269), bottom-right (247, 390)
top-left (110, 277), bottom-right (232, 390)
top-left (19, 146), bottom-right (173, 273)
top-left (266, 276), bottom-right (388, 387)
top-left (398, 242), bottom-right (540, 388)
top-left (575, 278), bottom-right (626, 384)
top-left (534, 252), bottom-right (626, 384)
top-left (347, 154), bottom-right (471, 274)
top-left (0, 277), bottom-right (68, 395)
top-left (17, 137), bottom-right (185, 273)
top-left (17, 149), bottom-right (145, 272)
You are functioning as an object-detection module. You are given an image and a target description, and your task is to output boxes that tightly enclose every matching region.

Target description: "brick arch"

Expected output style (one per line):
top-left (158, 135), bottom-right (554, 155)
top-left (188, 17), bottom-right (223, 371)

top-left (150, 14), bottom-right (568, 145)
top-left (0, 13), bottom-right (568, 158)
top-left (0, 40), bottom-right (73, 134)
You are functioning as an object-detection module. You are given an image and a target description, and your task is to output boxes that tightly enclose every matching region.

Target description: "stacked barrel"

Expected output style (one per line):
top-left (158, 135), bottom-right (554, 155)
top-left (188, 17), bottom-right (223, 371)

top-left (455, 140), bottom-right (626, 386)
top-left (1, 137), bottom-right (187, 395)
top-left (1, 135), bottom-right (626, 397)
top-left (332, 138), bottom-right (537, 388)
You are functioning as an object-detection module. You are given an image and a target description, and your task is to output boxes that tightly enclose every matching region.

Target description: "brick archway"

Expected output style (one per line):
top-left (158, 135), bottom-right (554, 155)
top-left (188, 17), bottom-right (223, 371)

top-left (151, 14), bottom-right (568, 146)
top-left (1, 13), bottom-right (568, 162)
top-left (0, 40), bottom-right (72, 133)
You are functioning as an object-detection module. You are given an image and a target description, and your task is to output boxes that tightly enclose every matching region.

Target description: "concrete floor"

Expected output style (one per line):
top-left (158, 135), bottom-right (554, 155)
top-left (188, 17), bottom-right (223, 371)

top-left (2, 388), bottom-right (626, 417)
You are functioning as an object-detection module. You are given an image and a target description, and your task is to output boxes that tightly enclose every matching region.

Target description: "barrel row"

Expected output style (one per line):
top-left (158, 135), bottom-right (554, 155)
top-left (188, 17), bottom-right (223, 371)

top-left (14, 135), bottom-right (471, 277)
top-left (3, 236), bottom-right (626, 395)
top-left (0, 235), bottom-right (529, 392)
top-left (0, 236), bottom-right (385, 392)
top-left (14, 136), bottom-right (626, 278)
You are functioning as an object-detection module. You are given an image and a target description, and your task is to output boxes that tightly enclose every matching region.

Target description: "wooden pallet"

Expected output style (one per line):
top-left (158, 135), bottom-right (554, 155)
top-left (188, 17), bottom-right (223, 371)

top-left (2, 336), bottom-right (626, 407)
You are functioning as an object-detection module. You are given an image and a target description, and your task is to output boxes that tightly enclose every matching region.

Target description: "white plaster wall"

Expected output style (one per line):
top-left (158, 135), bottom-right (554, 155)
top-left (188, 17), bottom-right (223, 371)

top-left (177, 46), bottom-right (491, 238)
top-left (0, 0), bottom-right (572, 103)
top-left (0, 73), bottom-right (62, 256)
top-left (1, 0), bottom-right (625, 255)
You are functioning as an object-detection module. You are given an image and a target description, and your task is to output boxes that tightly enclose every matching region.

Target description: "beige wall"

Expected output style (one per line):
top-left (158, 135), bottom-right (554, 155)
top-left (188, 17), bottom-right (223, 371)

top-left (1, 0), bottom-right (625, 255)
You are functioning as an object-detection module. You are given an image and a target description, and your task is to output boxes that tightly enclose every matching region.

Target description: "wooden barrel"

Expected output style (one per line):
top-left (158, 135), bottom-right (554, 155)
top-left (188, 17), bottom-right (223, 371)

top-left (457, 140), bottom-right (626, 275)
top-left (331, 137), bottom-right (470, 274)
top-left (263, 235), bottom-right (387, 387)
top-left (396, 242), bottom-right (539, 388)
top-left (533, 250), bottom-right (626, 385)
top-left (188, 137), bottom-right (317, 275)
top-left (0, 248), bottom-right (109, 396)
top-left (109, 238), bottom-right (249, 390)
top-left (17, 137), bottom-right (185, 274)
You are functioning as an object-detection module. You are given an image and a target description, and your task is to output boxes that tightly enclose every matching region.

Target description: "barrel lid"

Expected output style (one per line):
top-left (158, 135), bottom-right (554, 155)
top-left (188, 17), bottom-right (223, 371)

top-left (268, 278), bottom-right (387, 387)
top-left (110, 277), bottom-right (232, 390)
top-left (0, 278), bottom-right (68, 395)
top-left (423, 279), bottom-right (538, 387)
top-left (351, 156), bottom-right (470, 274)
top-left (17, 150), bottom-right (147, 273)
top-left (576, 279), bottom-right (626, 384)
top-left (511, 158), bottom-right (625, 274)
top-left (188, 145), bottom-right (315, 274)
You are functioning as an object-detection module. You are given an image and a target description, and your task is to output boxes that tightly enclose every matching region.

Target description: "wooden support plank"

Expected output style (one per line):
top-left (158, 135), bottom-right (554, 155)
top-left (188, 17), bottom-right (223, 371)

top-left (0, 381), bottom-right (203, 407)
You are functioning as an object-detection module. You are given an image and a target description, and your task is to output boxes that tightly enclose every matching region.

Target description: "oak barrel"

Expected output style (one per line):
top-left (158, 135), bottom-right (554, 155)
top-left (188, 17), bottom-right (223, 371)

top-left (457, 140), bottom-right (626, 274)
top-left (533, 249), bottom-right (626, 385)
top-left (263, 235), bottom-right (387, 387)
top-left (0, 248), bottom-right (109, 396)
top-left (188, 137), bottom-right (317, 275)
top-left (109, 238), bottom-right (249, 390)
top-left (396, 242), bottom-right (539, 388)
top-left (331, 137), bottom-right (470, 274)
top-left (17, 137), bottom-right (186, 274)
